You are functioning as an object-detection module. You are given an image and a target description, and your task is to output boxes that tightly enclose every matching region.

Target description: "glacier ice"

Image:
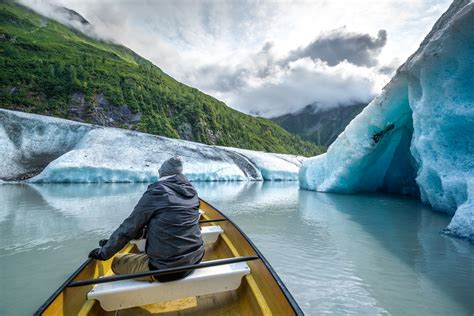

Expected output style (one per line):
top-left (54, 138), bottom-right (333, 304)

top-left (0, 109), bottom-right (303, 183)
top-left (299, 0), bottom-right (474, 240)
top-left (0, 110), bottom-right (91, 179)
top-left (222, 147), bottom-right (304, 181)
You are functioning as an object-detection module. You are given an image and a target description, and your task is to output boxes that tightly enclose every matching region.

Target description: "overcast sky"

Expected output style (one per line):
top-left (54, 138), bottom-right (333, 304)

top-left (21, 0), bottom-right (451, 117)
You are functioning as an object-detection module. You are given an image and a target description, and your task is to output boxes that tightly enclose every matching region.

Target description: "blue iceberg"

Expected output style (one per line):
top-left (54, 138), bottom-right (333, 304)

top-left (299, 0), bottom-right (474, 240)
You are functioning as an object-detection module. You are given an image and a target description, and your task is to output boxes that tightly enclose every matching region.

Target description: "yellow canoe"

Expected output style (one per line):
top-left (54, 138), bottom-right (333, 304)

top-left (35, 199), bottom-right (303, 315)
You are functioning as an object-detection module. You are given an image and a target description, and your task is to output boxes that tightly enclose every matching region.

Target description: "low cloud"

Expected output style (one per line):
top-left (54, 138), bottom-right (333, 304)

top-left (18, 1), bottom-right (93, 35)
top-left (189, 30), bottom-right (391, 117)
top-left (213, 59), bottom-right (386, 117)
top-left (18, 0), bottom-right (184, 72)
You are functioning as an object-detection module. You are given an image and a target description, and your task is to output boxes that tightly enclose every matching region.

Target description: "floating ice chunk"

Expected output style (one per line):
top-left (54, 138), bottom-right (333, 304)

top-left (0, 109), bottom-right (303, 183)
top-left (0, 110), bottom-right (92, 179)
top-left (300, 0), bottom-right (474, 240)
top-left (223, 147), bottom-right (303, 181)
top-left (32, 128), bottom-right (251, 183)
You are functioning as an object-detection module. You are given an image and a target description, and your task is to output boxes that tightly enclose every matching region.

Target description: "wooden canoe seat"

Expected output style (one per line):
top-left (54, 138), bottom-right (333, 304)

top-left (87, 262), bottom-right (251, 311)
top-left (131, 225), bottom-right (223, 252)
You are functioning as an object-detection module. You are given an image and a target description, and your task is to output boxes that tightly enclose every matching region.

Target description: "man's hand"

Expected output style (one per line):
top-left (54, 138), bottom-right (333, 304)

top-left (88, 248), bottom-right (104, 260)
top-left (99, 239), bottom-right (108, 247)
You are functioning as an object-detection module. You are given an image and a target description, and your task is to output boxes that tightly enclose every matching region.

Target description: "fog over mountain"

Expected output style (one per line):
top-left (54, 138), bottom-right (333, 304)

top-left (19, 0), bottom-right (451, 117)
top-left (192, 30), bottom-right (388, 117)
top-left (272, 103), bottom-right (367, 147)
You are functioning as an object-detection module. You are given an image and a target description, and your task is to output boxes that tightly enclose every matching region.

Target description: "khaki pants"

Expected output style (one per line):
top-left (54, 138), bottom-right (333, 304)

top-left (112, 253), bottom-right (154, 281)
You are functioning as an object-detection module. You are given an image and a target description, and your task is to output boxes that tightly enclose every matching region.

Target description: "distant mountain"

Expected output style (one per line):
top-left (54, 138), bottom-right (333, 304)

top-left (272, 103), bottom-right (367, 147)
top-left (0, 2), bottom-right (323, 157)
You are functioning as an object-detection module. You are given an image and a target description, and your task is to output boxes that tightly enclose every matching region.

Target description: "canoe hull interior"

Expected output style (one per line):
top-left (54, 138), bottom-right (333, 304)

top-left (36, 200), bottom-right (302, 315)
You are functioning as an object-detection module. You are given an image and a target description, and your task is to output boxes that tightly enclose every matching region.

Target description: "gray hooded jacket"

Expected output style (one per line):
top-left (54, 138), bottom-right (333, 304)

top-left (99, 174), bottom-right (204, 270)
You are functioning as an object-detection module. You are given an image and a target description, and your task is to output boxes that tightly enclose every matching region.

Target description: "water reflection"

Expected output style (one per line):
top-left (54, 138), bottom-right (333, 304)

top-left (297, 191), bottom-right (473, 315)
top-left (1, 183), bottom-right (147, 256)
top-left (321, 193), bottom-right (472, 315)
top-left (0, 182), bottom-right (472, 315)
top-left (197, 182), bottom-right (474, 315)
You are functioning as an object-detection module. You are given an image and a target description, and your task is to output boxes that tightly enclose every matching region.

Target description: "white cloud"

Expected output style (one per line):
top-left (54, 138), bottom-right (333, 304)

top-left (215, 58), bottom-right (388, 117)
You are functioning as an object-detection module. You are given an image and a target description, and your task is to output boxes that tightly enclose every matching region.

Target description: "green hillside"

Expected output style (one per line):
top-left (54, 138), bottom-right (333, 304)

top-left (0, 2), bottom-right (323, 156)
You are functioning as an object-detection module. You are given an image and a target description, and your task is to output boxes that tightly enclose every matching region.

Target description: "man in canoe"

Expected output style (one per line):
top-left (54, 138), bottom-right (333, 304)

top-left (88, 156), bottom-right (204, 282)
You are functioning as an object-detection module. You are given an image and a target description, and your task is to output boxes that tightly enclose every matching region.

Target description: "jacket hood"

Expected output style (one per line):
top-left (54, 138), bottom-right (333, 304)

top-left (160, 174), bottom-right (197, 198)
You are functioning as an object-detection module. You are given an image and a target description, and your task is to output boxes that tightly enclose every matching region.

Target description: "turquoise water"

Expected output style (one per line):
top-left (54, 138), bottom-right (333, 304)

top-left (0, 182), bottom-right (472, 315)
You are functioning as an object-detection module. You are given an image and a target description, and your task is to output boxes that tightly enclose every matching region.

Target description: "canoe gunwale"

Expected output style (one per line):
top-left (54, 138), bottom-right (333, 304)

top-left (34, 198), bottom-right (304, 315)
top-left (201, 199), bottom-right (304, 316)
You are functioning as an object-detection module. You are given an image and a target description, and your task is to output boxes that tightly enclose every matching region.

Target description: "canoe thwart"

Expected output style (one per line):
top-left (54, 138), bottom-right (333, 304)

top-left (199, 218), bottom-right (227, 224)
top-left (68, 256), bottom-right (259, 288)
